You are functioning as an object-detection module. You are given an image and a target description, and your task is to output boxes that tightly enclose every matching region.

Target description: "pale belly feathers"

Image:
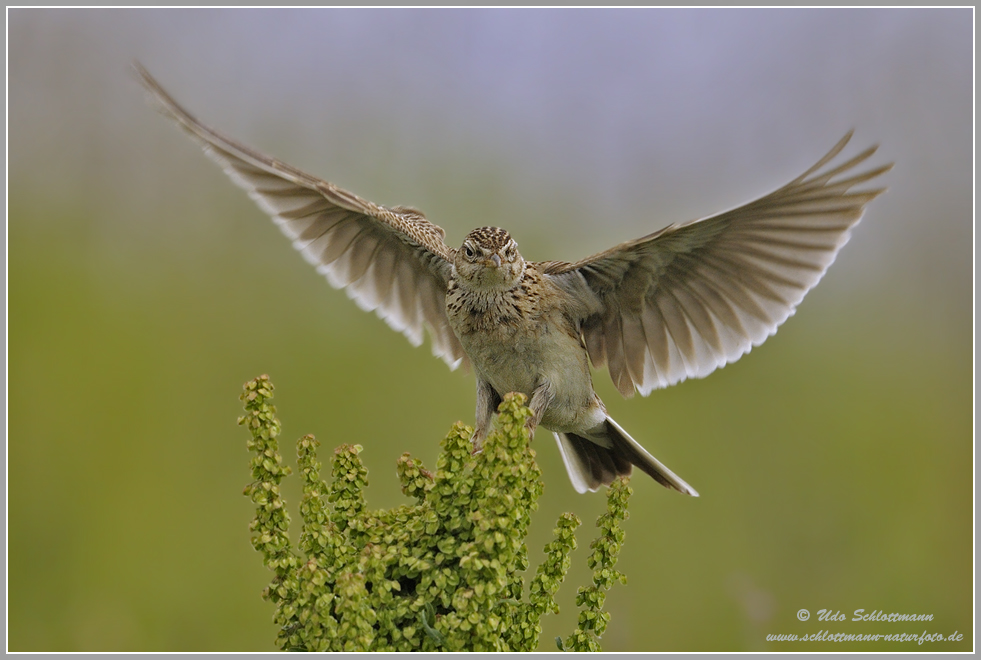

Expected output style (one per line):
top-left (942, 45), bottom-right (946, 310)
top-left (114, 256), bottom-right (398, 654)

top-left (448, 287), bottom-right (605, 434)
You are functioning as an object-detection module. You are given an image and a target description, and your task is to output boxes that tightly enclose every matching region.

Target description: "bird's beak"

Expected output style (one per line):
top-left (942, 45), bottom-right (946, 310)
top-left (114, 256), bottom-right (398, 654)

top-left (487, 254), bottom-right (501, 268)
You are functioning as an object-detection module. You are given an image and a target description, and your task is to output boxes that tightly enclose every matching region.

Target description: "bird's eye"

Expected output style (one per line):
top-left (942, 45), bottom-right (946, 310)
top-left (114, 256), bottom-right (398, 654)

top-left (464, 245), bottom-right (475, 259)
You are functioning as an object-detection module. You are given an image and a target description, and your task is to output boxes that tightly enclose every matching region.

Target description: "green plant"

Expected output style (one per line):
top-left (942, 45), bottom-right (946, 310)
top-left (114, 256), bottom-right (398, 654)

top-left (240, 374), bottom-right (631, 651)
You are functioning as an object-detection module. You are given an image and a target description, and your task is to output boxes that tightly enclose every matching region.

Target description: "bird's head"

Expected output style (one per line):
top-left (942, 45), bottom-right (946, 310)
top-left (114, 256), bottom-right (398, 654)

top-left (453, 227), bottom-right (525, 290)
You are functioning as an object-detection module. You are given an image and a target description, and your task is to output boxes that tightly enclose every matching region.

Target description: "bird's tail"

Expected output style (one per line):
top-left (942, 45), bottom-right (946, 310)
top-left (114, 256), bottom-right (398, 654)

top-left (552, 417), bottom-right (699, 496)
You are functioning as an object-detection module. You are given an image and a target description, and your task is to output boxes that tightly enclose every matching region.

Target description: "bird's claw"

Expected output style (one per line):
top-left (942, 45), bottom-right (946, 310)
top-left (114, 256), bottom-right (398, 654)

top-left (469, 430), bottom-right (485, 455)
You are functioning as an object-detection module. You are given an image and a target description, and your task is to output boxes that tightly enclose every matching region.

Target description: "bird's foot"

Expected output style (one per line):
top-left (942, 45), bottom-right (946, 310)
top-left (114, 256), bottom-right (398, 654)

top-left (470, 429), bottom-right (486, 455)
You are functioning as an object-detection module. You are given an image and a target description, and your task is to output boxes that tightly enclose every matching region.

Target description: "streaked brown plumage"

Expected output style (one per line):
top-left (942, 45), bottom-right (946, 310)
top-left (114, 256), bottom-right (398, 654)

top-left (137, 64), bottom-right (891, 496)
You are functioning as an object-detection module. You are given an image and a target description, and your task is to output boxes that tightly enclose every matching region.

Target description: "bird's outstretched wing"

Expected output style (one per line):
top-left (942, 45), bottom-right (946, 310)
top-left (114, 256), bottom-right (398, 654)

top-left (136, 64), bottom-right (467, 369)
top-left (543, 132), bottom-right (891, 396)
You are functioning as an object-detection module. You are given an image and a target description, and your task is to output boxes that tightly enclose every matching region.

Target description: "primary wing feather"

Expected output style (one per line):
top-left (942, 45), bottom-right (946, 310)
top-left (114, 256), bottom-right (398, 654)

top-left (544, 132), bottom-right (891, 396)
top-left (136, 64), bottom-right (467, 369)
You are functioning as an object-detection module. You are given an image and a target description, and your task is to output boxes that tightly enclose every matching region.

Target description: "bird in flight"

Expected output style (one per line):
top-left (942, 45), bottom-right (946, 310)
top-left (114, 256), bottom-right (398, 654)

top-left (137, 64), bottom-right (890, 496)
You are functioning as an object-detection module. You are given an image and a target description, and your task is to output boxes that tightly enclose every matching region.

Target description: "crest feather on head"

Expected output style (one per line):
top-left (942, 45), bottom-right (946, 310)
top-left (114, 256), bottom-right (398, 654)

top-left (464, 226), bottom-right (513, 251)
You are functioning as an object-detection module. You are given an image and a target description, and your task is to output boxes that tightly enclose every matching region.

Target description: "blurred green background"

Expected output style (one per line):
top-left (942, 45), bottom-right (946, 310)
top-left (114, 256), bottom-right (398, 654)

top-left (8, 8), bottom-right (972, 652)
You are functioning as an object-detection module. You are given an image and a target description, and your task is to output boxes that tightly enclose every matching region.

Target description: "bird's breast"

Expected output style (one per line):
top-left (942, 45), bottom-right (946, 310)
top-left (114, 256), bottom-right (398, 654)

top-left (446, 275), bottom-right (597, 426)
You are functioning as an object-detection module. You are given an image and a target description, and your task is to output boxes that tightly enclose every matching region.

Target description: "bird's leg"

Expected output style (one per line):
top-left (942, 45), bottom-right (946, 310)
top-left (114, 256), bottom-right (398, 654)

top-left (471, 378), bottom-right (500, 454)
top-left (526, 380), bottom-right (555, 439)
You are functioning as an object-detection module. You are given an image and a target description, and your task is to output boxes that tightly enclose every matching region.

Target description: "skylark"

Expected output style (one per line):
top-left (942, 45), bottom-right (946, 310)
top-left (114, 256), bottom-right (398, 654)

top-left (138, 65), bottom-right (890, 496)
